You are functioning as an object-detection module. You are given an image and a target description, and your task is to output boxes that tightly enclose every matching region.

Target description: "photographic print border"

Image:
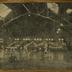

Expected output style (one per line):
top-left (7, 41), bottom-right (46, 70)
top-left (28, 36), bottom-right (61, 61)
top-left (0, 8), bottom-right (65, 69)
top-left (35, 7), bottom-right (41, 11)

top-left (0, 0), bottom-right (72, 72)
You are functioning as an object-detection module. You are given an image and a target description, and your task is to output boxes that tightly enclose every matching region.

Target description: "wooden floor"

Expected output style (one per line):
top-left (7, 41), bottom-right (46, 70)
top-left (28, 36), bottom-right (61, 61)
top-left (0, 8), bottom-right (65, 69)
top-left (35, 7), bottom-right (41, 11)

top-left (0, 69), bottom-right (72, 72)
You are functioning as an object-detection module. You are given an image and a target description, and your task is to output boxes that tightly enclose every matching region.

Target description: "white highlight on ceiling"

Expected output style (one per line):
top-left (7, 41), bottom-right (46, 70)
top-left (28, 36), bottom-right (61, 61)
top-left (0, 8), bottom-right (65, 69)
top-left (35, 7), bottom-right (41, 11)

top-left (66, 8), bottom-right (72, 14)
top-left (47, 3), bottom-right (59, 14)
top-left (0, 4), bottom-right (12, 20)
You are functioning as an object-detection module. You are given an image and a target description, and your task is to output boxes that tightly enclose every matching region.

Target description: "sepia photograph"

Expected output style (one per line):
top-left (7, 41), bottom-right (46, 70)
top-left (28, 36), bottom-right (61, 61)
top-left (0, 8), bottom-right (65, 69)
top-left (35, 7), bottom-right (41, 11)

top-left (0, 2), bottom-right (72, 71)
